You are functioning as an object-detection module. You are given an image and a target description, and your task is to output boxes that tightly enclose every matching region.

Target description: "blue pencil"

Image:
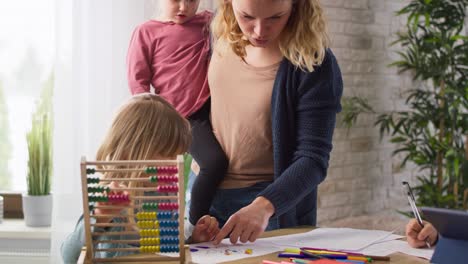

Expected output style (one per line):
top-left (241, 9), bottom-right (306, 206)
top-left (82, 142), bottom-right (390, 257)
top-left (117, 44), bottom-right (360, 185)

top-left (336, 260), bottom-right (366, 264)
top-left (277, 253), bottom-right (315, 259)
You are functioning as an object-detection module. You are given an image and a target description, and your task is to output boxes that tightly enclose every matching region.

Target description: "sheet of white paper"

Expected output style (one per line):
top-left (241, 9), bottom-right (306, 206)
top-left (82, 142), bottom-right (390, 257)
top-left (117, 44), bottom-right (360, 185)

top-left (161, 228), bottom-right (405, 263)
top-left (373, 233), bottom-right (404, 244)
top-left (259, 228), bottom-right (403, 251)
top-left (161, 240), bottom-right (282, 264)
top-left (360, 239), bottom-right (434, 260)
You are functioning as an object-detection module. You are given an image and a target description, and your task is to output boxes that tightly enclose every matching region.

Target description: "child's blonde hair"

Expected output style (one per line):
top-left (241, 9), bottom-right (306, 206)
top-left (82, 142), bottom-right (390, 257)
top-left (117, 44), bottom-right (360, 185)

top-left (211, 0), bottom-right (330, 72)
top-left (96, 93), bottom-right (191, 163)
top-left (95, 94), bottom-right (191, 228)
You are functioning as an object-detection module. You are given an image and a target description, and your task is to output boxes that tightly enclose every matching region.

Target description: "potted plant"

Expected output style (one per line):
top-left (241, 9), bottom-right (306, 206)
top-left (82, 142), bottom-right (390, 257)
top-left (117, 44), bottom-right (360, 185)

top-left (22, 75), bottom-right (53, 227)
top-left (341, 1), bottom-right (468, 210)
top-left (378, 0), bottom-right (468, 210)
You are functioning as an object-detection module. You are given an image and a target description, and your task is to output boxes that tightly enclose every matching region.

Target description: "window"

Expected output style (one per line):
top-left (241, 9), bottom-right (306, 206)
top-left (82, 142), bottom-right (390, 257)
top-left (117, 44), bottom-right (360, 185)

top-left (0, 0), bottom-right (55, 193)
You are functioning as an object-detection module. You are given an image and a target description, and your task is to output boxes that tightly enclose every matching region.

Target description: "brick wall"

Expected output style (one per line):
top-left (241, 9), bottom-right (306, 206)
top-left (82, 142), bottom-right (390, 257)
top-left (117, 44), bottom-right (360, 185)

top-left (318, 0), bottom-right (415, 223)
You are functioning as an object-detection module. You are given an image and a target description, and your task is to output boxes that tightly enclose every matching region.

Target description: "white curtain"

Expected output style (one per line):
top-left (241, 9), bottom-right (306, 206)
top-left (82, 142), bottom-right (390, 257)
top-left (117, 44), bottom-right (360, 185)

top-left (51, 0), bottom-right (215, 262)
top-left (51, 0), bottom-right (153, 262)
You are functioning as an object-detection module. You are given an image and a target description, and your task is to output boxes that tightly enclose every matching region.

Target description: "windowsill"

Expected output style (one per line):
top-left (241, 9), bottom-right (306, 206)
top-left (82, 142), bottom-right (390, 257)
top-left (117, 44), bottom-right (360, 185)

top-left (0, 219), bottom-right (51, 261)
top-left (0, 219), bottom-right (51, 239)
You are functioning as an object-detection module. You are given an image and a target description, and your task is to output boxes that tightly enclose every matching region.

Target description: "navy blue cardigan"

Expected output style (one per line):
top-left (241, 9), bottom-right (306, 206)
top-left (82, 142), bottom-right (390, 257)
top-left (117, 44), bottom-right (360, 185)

top-left (258, 49), bottom-right (343, 228)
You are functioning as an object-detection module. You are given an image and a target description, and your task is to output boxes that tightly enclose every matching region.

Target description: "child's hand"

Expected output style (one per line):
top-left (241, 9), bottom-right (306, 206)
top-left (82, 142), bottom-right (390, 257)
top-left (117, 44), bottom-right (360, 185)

top-left (94, 181), bottom-right (130, 223)
top-left (191, 215), bottom-right (220, 243)
top-left (406, 219), bottom-right (438, 248)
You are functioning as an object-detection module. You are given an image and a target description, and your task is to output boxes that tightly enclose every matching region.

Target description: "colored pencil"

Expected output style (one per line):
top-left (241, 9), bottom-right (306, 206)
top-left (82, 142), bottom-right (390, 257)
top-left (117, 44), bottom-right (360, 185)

top-left (301, 247), bottom-right (390, 261)
top-left (262, 260), bottom-right (281, 264)
top-left (301, 249), bottom-right (369, 263)
top-left (278, 253), bottom-right (314, 259)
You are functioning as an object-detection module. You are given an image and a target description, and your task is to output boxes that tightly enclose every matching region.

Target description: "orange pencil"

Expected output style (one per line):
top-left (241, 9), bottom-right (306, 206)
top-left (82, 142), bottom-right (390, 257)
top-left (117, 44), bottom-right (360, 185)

top-left (347, 255), bottom-right (370, 262)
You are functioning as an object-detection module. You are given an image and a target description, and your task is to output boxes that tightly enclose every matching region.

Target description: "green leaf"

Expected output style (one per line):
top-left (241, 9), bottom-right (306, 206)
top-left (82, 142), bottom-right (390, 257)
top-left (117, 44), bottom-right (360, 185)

top-left (390, 136), bottom-right (407, 143)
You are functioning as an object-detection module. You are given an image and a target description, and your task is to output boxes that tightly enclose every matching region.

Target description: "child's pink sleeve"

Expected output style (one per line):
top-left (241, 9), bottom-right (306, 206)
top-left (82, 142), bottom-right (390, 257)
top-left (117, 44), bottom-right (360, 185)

top-left (127, 26), bottom-right (153, 95)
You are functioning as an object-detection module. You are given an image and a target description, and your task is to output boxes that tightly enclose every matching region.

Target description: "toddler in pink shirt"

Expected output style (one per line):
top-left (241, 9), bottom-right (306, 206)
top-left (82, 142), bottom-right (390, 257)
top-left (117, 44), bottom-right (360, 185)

top-left (127, 0), bottom-right (228, 231)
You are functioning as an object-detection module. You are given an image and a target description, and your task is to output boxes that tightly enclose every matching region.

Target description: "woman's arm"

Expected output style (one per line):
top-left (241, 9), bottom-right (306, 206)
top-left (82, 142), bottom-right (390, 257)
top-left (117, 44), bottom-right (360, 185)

top-left (259, 50), bottom-right (343, 217)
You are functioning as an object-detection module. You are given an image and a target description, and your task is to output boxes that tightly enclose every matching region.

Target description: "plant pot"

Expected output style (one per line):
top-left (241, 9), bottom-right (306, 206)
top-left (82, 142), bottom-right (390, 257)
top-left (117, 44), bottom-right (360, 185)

top-left (22, 194), bottom-right (52, 227)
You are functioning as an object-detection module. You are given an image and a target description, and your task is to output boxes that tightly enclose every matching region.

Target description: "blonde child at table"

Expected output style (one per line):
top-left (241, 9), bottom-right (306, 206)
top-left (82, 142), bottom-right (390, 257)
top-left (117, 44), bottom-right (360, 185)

top-left (61, 94), bottom-right (220, 263)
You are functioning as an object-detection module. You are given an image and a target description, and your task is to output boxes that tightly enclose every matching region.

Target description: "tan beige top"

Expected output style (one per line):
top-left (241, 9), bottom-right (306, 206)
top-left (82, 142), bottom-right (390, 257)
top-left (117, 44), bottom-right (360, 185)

top-left (208, 45), bottom-right (279, 189)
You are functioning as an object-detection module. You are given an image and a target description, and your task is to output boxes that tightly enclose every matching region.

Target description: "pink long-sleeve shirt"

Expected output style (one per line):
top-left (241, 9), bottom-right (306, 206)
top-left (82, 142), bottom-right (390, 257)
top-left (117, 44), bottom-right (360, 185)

top-left (127, 11), bottom-right (212, 117)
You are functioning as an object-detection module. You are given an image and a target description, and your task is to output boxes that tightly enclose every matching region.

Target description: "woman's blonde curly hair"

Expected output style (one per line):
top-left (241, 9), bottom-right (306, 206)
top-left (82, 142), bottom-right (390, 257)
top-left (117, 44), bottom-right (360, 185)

top-left (211, 0), bottom-right (330, 72)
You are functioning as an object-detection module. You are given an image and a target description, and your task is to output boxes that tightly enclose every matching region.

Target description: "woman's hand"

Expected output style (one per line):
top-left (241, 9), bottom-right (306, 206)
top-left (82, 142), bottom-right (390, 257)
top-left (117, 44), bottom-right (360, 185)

top-left (94, 181), bottom-right (130, 223)
top-left (406, 219), bottom-right (438, 248)
top-left (191, 215), bottom-right (220, 243)
top-left (213, 196), bottom-right (275, 245)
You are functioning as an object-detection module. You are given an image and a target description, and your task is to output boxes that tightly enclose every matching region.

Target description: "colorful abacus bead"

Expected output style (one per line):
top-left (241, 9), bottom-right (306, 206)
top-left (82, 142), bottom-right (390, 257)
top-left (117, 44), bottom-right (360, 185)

top-left (157, 185), bottom-right (178, 193)
top-left (140, 237), bottom-right (161, 246)
top-left (108, 194), bottom-right (129, 202)
top-left (88, 195), bottom-right (108, 202)
top-left (142, 203), bottom-right (158, 210)
top-left (161, 245), bottom-right (179, 253)
top-left (86, 168), bottom-right (96, 174)
top-left (149, 176), bottom-right (158, 183)
top-left (87, 186), bottom-right (110, 193)
top-left (160, 229), bottom-right (179, 236)
top-left (86, 177), bottom-right (100, 184)
top-left (158, 211), bottom-right (175, 219)
top-left (160, 175), bottom-right (178, 182)
top-left (159, 220), bottom-right (178, 228)
top-left (145, 167), bottom-right (157, 174)
top-left (149, 175), bottom-right (179, 183)
top-left (161, 237), bottom-right (179, 244)
top-left (139, 245), bottom-right (180, 253)
top-left (140, 245), bottom-right (160, 253)
top-left (136, 212), bottom-right (157, 220)
top-left (137, 221), bottom-right (154, 229)
top-left (158, 202), bottom-right (178, 210)
top-left (157, 166), bottom-right (178, 174)
top-left (139, 229), bottom-right (160, 237)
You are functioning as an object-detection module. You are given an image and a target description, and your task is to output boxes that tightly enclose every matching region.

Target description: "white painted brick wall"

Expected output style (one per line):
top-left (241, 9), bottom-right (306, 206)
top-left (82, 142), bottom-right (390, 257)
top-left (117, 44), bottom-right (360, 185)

top-left (195, 0), bottom-right (415, 223)
top-left (318, 0), bottom-right (415, 224)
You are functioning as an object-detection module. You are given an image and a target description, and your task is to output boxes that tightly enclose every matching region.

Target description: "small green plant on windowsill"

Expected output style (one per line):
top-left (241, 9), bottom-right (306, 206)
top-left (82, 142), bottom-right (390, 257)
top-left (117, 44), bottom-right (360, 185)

top-left (22, 74), bottom-right (54, 227)
top-left (26, 113), bottom-right (52, 196)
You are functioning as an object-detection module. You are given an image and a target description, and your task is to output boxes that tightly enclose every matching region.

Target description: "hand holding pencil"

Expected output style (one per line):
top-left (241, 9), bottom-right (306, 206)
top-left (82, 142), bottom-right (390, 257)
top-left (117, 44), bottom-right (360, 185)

top-left (405, 218), bottom-right (438, 248)
top-left (402, 181), bottom-right (438, 248)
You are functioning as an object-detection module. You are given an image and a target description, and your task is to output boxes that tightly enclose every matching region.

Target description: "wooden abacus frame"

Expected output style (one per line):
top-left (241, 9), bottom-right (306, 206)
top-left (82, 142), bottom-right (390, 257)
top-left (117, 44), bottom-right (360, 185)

top-left (80, 155), bottom-right (187, 263)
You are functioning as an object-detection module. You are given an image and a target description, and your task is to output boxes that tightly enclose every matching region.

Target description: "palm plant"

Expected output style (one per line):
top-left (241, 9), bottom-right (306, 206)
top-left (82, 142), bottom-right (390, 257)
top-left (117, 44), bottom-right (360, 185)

top-left (379, 0), bottom-right (468, 209)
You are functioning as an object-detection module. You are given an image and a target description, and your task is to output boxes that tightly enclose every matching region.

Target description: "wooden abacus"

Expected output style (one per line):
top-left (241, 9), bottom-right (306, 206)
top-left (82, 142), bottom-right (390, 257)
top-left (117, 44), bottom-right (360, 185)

top-left (80, 155), bottom-right (187, 263)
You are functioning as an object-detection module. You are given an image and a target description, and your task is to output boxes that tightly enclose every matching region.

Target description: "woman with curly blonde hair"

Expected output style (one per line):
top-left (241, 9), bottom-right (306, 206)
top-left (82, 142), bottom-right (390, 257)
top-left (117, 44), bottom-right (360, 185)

top-left (198, 0), bottom-right (343, 245)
